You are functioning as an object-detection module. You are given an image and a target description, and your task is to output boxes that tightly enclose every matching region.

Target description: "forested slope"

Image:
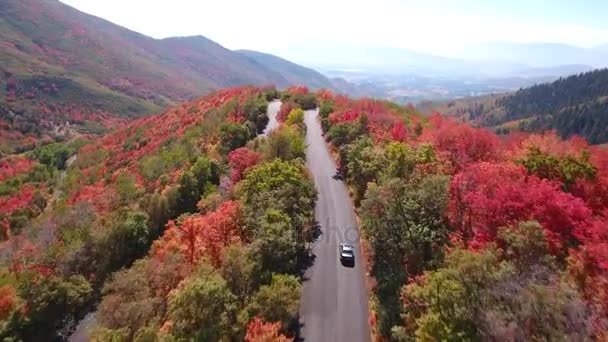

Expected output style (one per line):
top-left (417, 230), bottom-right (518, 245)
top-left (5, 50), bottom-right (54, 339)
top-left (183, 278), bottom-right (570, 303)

top-left (432, 69), bottom-right (608, 144)
top-left (317, 90), bottom-right (608, 340)
top-left (0, 86), bottom-right (320, 340)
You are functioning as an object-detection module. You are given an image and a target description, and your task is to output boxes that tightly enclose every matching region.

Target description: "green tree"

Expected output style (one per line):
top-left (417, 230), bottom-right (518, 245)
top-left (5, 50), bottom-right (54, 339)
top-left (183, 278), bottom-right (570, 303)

top-left (243, 95), bottom-right (269, 135)
top-left (399, 224), bottom-right (592, 341)
top-left (176, 171), bottom-right (199, 214)
top-left (251, 209), bottom-right (301, 277)
top-left (167, 265), bottom-right (237, 341)
top-left (221, 244), bottom-right (263, 302)
top-left (360, 175), bottom-right (450, 336)
top-left (286, 108), bottom-right (305, 127)
top-left (263, 126), bottom-right (306, 162)
top-left (245, 274), bottom-right (301, 332)
top-left (29, 142), bottom-right (75, 170)
top-left (346, 137), bottom-right (386, 204)
top-left (191, 156), bottom-right (220, 186)
top-left (518, 146), bottom-right (596, 190)
top-left (219, 122), bottom-right (251, 154)
top-left (239, 159), bottom-right (316, 232)
top-left (319, 100), bottom-right (335, 132)
top-left (402, 248), bottom-right (511, 341)
top-left (115, 172), bottom-right (140, 204)
top-left (383, 142), bottom-right (436, 180)
top-left (326, 120), bottom-right (365, 147)
top-left (138, 155), bottom-right (167, 183)
top-left (14, 274), bottom-right (93, 341)
top-left (145, 192), bottom-right (171, 237)
top-left (96, 260), bottom-right (160, 337)
top-left (174, 157), bottom-right (220, 214)
top-left (97, 211), bottom-right (151, 276)
top-left (291, 93), bottom-right (317, 110)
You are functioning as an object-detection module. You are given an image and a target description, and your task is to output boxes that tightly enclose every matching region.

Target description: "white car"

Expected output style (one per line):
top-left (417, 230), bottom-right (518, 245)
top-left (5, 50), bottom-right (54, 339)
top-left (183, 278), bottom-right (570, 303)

top-left (339, 243), bottom-right (355, 265)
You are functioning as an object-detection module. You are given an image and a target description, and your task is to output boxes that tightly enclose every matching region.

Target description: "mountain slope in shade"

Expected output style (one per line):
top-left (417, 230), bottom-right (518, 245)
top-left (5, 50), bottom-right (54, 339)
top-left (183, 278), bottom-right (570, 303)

top-left (0, 0), bottom-right (323, 154)
top-left (426, 69), bottom-right (608, 144)
top-left (237, 50), bottom-right (333, 90)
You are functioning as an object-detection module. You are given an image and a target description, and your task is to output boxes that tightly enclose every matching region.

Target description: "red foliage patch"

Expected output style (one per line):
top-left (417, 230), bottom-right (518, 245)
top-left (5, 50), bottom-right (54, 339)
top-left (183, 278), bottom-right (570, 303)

top-left (390, 121), bottom-right (409, 142)
top-left (68, 182), bottom-right (114, 212)
top-left (448, 162), bottom-right (592, 253)
top-left (277, 102), bottom-right (295, 123)
top-left (0, 285), bottom-right (17, 320)
top-left (0, 157), bottom-right (34, 183)
top-left (328, 110), bottom-right (360, 125)
top-left (228, 147), bottom-right (261, 183)
top-left (570, 148), bottom-right (608, 214)
top-left (245, 317), bottom-right (292, 342)
top-left (152, 201), bottom-right (241, 267)
top-left (0, 185), bottom-right (35, 215)
top-left (316, 89), bottom-right (334, 101)
top-left (427, 119), bottom-right (501, 172)
top-left (286, 86), bottom-right (309, 96)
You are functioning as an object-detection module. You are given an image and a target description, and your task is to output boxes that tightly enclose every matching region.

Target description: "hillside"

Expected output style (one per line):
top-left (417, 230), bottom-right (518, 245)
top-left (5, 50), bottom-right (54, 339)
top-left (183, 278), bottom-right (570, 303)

top-left (0, 86), bottom-right (606, 340)
top-left (237, 50), bottom-right (333, 89)
top-left (317, 91), bottom-right (608, 340)
top-left (426, 68), bottom-right (608, 144)
top-left (0, 86), bottom-right (321, 340)
top-left (0, 0), bottom-right (332, 154)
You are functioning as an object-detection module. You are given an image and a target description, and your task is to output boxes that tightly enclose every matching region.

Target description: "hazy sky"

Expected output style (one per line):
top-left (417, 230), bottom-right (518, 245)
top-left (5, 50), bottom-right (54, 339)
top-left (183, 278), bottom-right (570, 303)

top-left (60, 0), bottom-right (608, 57)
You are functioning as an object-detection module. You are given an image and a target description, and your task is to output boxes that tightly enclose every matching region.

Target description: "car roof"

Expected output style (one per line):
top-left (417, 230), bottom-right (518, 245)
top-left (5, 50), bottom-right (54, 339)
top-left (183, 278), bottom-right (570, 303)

top-left (340, 243), bottom-right (354, 250)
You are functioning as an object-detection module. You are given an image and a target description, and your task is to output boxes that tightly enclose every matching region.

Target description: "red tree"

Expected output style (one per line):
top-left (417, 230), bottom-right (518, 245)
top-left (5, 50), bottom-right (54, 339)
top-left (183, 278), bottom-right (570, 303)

top-left (286, 86), bottom-right (309, 96)
top-left (228, 147), bottom-right (261, 183)
top-left (448, 162), bottom-right (592, 253)
top-left (152, 201), bottom-right (241, 267)
top-left (0, 285), bottom-right (17, 320)
top-left (0, 185), bottom-right (36, 215)
top-left (0, 157), bottom-right (34, 183)
top-left (277, 102), bottom-right (295, 123)
top-left (328, 110), bottom-right (360, 125)
top-left (245, 317), bottom-right (292, 342)
top-left (433, 123), bottom-right (501, 172)
top-left (390, 121), bottom-right (409, 142)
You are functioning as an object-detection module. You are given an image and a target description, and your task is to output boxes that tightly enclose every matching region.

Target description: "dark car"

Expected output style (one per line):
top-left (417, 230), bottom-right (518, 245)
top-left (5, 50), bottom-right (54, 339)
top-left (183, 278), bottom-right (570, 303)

top-left (339, 243), bottom-right (355, 266)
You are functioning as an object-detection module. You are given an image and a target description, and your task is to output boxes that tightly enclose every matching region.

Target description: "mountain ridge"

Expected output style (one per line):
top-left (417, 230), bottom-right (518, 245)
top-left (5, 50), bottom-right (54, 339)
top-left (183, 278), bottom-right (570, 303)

top-left (0, 0), bottom-right (337, 154)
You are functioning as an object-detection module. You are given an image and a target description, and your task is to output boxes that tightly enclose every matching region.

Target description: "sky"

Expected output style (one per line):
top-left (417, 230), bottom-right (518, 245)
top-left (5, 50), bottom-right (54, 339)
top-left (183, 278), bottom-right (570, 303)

top-left (60, 0), bottom-right (608, 57)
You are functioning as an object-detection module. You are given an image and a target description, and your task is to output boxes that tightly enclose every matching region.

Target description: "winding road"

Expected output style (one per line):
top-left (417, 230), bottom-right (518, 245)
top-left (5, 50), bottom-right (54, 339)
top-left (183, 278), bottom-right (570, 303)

top-left (263, 100), bottom-right (281, 136)
top-left (299, 109), bottom-right (371, 341)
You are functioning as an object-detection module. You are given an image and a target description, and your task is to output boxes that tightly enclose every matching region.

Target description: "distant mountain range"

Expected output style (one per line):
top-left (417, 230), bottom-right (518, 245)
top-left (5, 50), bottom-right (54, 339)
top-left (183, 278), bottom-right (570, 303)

top-left (453, 42), bottom-right (608, 69)
top-left (0, 0), bottom-right (340, 153)
top-left (279, 42), bottom-right (606, 79)
top-left (424, 68), bottom-right (608, 144)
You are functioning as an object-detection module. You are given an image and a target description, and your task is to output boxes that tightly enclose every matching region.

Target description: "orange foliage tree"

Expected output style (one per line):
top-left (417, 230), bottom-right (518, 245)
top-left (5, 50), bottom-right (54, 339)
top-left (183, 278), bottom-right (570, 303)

top-left (152, 201), bottom-right (241, 267)
top-left (245, 317), bottom-right (292, 342)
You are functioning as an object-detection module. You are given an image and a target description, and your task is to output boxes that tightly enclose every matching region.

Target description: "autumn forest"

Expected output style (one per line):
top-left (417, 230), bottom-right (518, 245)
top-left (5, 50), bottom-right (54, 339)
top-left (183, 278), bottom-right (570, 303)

top-left (1, 0), bottom-right (608, 341)
top-left (0, 84), bottom-right (606, 340)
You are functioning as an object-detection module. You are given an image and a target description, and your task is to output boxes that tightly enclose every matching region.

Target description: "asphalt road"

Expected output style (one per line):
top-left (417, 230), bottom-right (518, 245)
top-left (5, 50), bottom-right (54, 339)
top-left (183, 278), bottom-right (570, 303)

top-left (263, 100), bottom-right (281, 136)
top-left (299, 109), bottom-right (371, 342)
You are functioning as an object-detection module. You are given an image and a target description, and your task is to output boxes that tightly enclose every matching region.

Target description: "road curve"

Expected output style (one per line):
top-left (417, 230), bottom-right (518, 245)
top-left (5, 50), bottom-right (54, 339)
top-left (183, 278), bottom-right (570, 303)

top-left (299, 109), bottom-right (371, 342)
top-left (263, 100), bottom-right (281, 136)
